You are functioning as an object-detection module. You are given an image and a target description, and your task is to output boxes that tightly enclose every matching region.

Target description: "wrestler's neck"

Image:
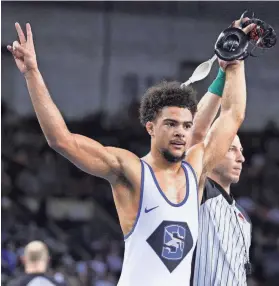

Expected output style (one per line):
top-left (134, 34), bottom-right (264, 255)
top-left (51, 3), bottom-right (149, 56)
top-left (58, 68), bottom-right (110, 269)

top-left (208, 173), bottom-right (231, 194)
top-left (144, 149), bottom-right (182, 173)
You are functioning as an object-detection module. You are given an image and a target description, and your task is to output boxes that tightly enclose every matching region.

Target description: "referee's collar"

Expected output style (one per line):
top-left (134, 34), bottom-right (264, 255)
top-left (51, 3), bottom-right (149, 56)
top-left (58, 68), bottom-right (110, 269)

top-left (207, 177), bottom-right (234, 205)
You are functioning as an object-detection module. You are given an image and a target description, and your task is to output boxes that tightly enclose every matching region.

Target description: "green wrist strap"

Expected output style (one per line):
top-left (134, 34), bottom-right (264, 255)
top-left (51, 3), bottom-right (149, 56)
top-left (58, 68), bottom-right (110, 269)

top-left (208, 68), bottom-right (226, 97)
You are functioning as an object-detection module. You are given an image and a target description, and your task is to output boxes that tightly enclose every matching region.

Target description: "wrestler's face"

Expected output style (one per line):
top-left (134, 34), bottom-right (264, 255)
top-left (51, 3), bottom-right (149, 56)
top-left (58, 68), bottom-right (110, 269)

top-left (147, 106), bottom-right (193, 163)
top-left (212, 135), bottom-right (245, 183)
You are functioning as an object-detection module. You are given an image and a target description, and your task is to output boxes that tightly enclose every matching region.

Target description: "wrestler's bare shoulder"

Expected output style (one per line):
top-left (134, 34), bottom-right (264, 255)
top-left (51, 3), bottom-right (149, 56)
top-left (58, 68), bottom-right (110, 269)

top-left (106, 147), bottom-right (142, 186)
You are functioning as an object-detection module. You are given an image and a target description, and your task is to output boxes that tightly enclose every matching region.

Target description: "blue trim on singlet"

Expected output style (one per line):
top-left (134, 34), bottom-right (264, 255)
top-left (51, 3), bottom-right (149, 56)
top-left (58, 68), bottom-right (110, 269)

top-left (182, 160), bottom-right (200, 211)
top-left (144, 161), bottom-right (190, 207)
top-left (182, 160), bottom-right (198, 189)
top-left (123, 159), bottom-right (145, 240)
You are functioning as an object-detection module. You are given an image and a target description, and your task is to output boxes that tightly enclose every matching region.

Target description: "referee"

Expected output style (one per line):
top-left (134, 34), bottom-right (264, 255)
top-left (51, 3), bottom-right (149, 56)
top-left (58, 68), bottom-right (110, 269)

top-left (193, 135), bottom-right (251, 286)
top-left (189, 18), bottom-right (252, 285)
top-left (191, 93), bottom-right (251, 285)
top-left (7, 241), bottom-right (67, 286)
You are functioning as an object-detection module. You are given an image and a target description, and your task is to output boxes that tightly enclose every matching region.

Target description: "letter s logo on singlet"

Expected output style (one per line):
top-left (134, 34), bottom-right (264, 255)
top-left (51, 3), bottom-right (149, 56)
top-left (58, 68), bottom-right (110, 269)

top-left (147, 221), bottom-right (193, 272)
top-left (162, 225), bottom-right (186, 260)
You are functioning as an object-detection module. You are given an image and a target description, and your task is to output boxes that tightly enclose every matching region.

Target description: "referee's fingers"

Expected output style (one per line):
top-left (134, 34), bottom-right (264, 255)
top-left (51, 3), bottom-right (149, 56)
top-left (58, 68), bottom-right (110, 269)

top-left (234, 17), bottom-right (250, 28)
top-left (242, 23), bottom-right (257, 35)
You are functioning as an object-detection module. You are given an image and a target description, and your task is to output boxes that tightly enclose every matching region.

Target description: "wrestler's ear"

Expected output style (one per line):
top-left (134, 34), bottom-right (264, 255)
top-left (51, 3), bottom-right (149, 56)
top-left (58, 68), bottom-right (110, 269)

top-left (146, 121), bottom-right (154, 137)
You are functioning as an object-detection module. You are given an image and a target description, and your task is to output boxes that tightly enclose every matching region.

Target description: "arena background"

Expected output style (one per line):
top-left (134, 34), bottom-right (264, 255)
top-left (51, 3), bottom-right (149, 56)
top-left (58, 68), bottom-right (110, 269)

top-left (1, 1), bottom-right (279, 285)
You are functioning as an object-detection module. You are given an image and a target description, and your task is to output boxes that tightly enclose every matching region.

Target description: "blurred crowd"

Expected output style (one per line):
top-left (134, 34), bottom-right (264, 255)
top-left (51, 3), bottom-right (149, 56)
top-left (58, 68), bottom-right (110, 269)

top-left (2, 100), bottom-right (279, 286)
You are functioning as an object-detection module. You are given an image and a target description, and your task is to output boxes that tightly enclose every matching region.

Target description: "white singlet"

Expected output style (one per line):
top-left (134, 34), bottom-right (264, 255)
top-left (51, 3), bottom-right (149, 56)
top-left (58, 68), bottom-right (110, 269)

top-left (117, 159), bottom-right (199, 286)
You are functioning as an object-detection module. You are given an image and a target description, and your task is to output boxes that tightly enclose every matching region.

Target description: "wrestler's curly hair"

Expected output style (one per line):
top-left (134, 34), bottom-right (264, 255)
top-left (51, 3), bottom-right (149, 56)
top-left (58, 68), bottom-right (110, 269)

top-left (139, 81), bottom-right (198, 126)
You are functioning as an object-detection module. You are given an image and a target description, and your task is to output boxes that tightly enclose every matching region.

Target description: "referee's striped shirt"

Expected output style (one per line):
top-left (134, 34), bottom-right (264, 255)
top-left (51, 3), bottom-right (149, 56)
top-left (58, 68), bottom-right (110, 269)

top-left (192, 178), bottom-right (252, 286)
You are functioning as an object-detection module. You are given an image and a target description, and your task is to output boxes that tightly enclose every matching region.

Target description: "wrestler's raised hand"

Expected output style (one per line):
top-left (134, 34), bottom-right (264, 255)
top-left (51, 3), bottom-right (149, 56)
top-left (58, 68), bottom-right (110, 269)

top-left (7, 23), bottom-right (38, 75)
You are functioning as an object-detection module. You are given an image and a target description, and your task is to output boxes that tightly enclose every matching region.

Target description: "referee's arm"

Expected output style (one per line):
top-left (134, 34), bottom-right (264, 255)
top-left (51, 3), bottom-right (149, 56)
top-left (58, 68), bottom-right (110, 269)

top-left (186, 61), bottom-right (247, 202)
top-left (189, 90), bottom-right (221, 147)
top-left (202, 61), bottom-right (246, 167)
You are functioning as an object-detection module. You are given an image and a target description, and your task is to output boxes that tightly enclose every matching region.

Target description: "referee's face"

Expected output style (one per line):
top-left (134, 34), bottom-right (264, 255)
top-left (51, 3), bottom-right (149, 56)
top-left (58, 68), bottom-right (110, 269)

top-left (213, 135), bottom-right (245, 183)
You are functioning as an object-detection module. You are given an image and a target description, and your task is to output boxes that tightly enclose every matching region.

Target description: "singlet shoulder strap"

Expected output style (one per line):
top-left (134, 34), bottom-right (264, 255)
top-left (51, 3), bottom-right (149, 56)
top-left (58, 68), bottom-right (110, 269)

top-left (182, 160), bottom-right (198, 189)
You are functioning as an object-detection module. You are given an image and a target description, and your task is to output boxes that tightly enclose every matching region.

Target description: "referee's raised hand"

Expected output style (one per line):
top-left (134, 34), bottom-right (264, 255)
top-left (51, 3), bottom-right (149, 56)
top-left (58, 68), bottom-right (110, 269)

top-left (7, 23), bottom-right (38, 75)
top-left (218, 17), bottom-right (256, 70)
top-left (233, 17), bottom-right (256, 33)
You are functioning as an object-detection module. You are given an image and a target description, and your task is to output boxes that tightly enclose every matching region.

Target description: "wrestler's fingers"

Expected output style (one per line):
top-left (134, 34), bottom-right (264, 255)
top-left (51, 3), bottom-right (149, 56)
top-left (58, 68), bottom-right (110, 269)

top-left (15, 22), bottom-right (27, 44)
